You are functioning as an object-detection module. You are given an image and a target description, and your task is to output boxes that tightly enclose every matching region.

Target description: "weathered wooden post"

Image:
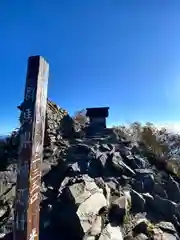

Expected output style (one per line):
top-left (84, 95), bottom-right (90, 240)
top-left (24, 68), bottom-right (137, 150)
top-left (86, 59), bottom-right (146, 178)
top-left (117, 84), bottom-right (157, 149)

top-left (13, 56), bottom-right (49, 240)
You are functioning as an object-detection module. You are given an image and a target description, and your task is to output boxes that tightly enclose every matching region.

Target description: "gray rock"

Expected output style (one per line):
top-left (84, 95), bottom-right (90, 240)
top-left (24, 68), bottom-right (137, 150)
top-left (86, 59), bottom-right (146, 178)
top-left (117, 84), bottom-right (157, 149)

top-left (134, 169), bottom-right (155, 192)
top-left (99, 144), bottom-right (111, 152)
top-left (148, 195), bottom-right (177, 221)
top-left (106, 180), bottom-right (117, 192)
top-left (125, 155), bottom-right (149, 170)
top-left (3, 102), bottom-right (180, 239)
top-left (156, 221), bottom-right (176, 234)
top-left (119, 147), bottom-right (132, 158)
top-left (66, 177), bottom-right (102, 205)
top-left (88, 215), bottom-right (102, 236)
top-left (64, 177), bottom-right (107, 233)
top-left (153, 183), bottom-right (168, 199)
top-left (135, 168), bottom-right (154, 176)
top-left (83, 236), bottom-right (95, 240)
top-left (95, 149), bottom-right (102, 159)
top-left (97, 153), bottom-right (108, 168)
top-left (70, 162), bottom-right (81, 172)
top-left (109, 196), bottom-right (129, 224)
top-left (134, 233), bottom-right (148, 240)
top-left (162, 232), bottom-right (178, 240)
top-left (166, 176), bottom-right (180, 203)
top-left (131, 180), bottom-right (144, 193)
top-left (142, 192), bottom-right (154, 204)
top-left (98, 223), bottom-right (123, 240)
top-left (133, 218), bottom-right (149, 236)
top-left (94, 178), bottom-right (110, 205)
top-left (112, 154), bottom-right (135, 177)
top-left (88, 152), bottom-right (109, 177)
top-left (130, 190), bottom-right (145, 212)
top-left (76, 143), bottom-right (92, 155)
top-left (77, 191), bottom-right (107, 232)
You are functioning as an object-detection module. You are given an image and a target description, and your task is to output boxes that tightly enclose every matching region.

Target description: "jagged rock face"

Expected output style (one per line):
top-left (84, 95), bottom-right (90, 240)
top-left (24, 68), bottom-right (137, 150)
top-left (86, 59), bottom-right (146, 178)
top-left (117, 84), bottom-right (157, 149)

top-left (2, 132), bottom-right (180, 239)
top-left (45, 100), bottom-right (85, 143)
top-left (38, 135), bottom-right (180, 239)
top-left (1, 104), bottom-right (180, 239)
top-left (45, 100), bottom-right (71, 145)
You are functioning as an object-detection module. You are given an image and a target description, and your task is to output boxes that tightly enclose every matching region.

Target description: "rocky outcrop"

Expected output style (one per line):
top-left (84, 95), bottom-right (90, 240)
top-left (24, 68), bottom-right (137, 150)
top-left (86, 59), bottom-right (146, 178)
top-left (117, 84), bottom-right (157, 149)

top-left (45, 100), bottom-right (85, 142)
top-left (1, 103), bottom-right (180, 239)
top-left (39, 133), bottom-right (180, 239)
top-left (44, 100), bottom-right (69, 145)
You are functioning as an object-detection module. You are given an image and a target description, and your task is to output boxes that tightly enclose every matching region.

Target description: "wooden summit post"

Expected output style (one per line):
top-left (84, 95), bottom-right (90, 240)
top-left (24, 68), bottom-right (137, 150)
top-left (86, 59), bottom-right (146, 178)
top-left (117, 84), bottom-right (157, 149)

top-left (13, 56), bottom-right (49, 240)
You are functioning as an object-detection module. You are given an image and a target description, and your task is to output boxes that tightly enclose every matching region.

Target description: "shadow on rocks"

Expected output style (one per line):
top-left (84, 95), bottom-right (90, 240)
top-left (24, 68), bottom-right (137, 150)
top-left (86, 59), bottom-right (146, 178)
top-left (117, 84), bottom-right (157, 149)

top-left (40, 158), bottom-right (85, 239)
top-left (41, 160), bottom-right (69, 190)
top-left (41, 183), bottom-right (84, 240)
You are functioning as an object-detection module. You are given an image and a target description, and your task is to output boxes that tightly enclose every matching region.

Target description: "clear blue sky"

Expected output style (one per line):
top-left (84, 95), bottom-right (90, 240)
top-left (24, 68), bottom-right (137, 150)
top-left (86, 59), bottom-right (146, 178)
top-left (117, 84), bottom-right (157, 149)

top-left (0, 0), bottom-right (180, 134)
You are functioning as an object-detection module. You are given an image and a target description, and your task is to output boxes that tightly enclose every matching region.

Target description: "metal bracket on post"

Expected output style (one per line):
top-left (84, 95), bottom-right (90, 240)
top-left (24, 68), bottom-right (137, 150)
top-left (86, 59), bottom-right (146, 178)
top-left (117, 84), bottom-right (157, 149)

top-left (13, 56), bottom-right (49, 240)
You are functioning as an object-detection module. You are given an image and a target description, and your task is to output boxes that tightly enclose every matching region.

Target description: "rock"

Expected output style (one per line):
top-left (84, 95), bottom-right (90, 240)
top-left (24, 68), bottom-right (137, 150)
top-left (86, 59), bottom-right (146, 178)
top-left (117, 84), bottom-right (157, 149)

top-left (131, 180), bottom-right (144, 193)
top-left (77, 191), bottom-right (107, 232)
top-left (75, 143), bottom-right (92, 155)
top-left (119, 147), bottom-right (132, 159)
top-left (134, 169), bottom-right (154, 177)
top-left (111, 153), bottom-right (135, 177)
top-left (162, 232), bottom-right (179, 240)
top-left (124, 233), bottom-right (148, 240)
top-left (45, 100), bottom-right (70, 145)
top-left (135, 169), bottom-right (155, 192)
top-left (148, 195), bottom-right (177, 221)
top-left (133, 218), bottom-right (149, 236)
top-left (156, 221), bottom-right (176, 234)
top-left (97, 153), bottom-right (109, 168)
top-left (142, 192), bottom-right (154, 201)
top-left (88, 152), bottom-right (109, 177)
top-left (65, 176), bottom-right (102, 205)
top-left (106, 180), bottom-right (117, 192)
top-left (125, 155), bottom-right (149, 170)
top-left (133, 155), bottom-right (150, 168)
top-left (98, 223), bottom-right (123, 240)
top-left (63, 176), bottom-right (107, 233)
top-left (134, 234), bottom-right (148, 240)
top-left (2, 100), bottom-right (180, 239)
top-left (83, 236), bottom-right (95, 240)
top-left (88, 215), bottom-right (102, 236)
top-left (70, 162), bottom-right (81, 172)
top-left (120, 175), bottom-right (131, 186)
top-left (108, 196), bottom-right (129, 225)
top-left (151, 227), bottom-right (164, 240)
top-left (123, 190), bottom-right (131, 204)
top-left (105, 184), bottom-right (111, 206)
top-left (99, 144), bottom-right (111, 152)
top-left (166, 176), bottom-right (180, 203)
top-left (130, 190), bottom-right (145, 212)
top-left (153, 183), bottom-right (167, 199)
top-left (0, 233), bottom-right (6, 239)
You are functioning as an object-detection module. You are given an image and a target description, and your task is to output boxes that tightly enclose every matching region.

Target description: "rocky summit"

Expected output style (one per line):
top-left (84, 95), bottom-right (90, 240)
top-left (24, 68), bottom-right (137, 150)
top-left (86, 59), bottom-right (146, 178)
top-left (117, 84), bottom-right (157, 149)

top-left (0, 101), bottom-right (180, 239)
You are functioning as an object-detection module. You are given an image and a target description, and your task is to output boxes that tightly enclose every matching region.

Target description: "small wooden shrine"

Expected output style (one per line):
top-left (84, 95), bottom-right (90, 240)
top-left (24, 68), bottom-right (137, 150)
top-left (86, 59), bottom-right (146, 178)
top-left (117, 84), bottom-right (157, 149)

top-left (86, 107), bottom-right (109, 132)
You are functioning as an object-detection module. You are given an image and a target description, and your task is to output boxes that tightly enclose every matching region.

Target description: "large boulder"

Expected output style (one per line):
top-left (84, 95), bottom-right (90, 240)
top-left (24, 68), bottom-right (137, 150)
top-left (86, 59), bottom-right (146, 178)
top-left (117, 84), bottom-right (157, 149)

top-left (61, 176), bottom-right (107, 234)
top-left (98, 223), bottom-right (123, 240)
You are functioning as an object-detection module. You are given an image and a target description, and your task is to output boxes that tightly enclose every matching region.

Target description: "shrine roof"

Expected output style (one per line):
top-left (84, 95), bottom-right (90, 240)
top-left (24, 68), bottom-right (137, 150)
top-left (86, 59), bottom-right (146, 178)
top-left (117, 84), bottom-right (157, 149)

top-left (86, 107), bottom-right (109, 118)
